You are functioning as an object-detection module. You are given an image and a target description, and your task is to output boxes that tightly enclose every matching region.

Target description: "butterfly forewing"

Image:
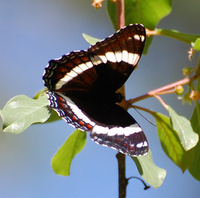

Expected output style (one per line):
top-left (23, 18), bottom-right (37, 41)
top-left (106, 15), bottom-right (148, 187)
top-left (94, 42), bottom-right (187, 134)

top-left (43, 24), bottom-right (149, 157)
top-left (88, 24), bottom-right (146, 91)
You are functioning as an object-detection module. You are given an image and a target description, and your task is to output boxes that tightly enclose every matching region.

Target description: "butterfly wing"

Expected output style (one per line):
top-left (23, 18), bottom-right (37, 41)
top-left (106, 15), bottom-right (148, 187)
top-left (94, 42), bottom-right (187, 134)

top-left (43, 24), bottom-right (146, 94)
top-left (88, 24), bottom-right (146, 92)
top-left (43, 24), bottom-right (149, 156)
top-left (47, 91), bottom-right (149, 156)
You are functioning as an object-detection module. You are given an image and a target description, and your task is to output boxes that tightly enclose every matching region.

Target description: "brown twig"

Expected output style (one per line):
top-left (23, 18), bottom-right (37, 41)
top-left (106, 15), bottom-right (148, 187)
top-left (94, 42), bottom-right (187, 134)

top-left (115, 1), bottom-right (127, 198)
top-left (116, 153), bottom-right (128, 198)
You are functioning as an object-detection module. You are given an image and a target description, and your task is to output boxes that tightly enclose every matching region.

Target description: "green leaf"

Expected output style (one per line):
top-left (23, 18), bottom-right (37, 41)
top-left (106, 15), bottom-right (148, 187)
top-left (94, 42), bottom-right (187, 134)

top-left (82, 33), bottom-right (101, 45)
top-left (132, 150), bottom-right (166, 188)
top-left (107, 0), bottom-right (172, 30)
top-left (44, 109), bottom-right (61, 123)
top-left (107, 0), bottom-right (172, 54)
top-left (188, 143), bottom-right (200, 181)
top-left (34, 89), bottom-right (61, 123)
top-left (0, 95), bottom-right (50, 134)
top-left (107, 0), bottom-right (172, 53)
top-left (193, 38), bottom-right (200, 51)
top-left (191, 102), bottom-right (200, 133)
top-left (188, 102), bottom-right (200, 181)
top-left (52, 130), bottom-right (87, 176)
top-left (156, 29), bottom-right (200, 44)
top-left (168, 106), bottom-right (199, 151)
top-left (33, 88), bottom-right (47, 99)
top-left (155, 113), bottom-right (193, 172)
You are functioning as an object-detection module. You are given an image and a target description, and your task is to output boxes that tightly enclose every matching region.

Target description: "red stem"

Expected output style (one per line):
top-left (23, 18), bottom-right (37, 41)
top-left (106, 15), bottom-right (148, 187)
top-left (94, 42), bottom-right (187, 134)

top-left (128, 75), bottom-right (198, 104)
top-left (117, 0), bottom-right (125, 29)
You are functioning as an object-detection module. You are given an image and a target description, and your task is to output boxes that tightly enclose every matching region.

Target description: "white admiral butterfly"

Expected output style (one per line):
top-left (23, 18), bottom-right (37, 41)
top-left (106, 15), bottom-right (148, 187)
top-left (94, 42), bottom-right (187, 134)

top-left (43, 24), bottom-right (149, 156)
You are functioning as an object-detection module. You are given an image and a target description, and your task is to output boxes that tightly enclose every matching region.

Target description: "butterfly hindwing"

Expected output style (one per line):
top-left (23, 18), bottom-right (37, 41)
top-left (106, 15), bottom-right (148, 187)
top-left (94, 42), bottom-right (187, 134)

top-left (47, 91), bottom-right (149, 156)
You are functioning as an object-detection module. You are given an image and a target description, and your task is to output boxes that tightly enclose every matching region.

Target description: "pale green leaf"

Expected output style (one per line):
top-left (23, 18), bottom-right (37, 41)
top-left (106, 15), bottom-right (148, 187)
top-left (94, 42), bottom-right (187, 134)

top-left (82, 33), bottom-right (101, 45)
top-left (34, 89), bottom-right (61, 123)
top-left (0, 95), bottom-right (50, 134)
top-left (168, 106), bottom-right (199, 151)
top-left (155, 113), bottom-right (193, 171)
top-left (132, 150), bottom-right (166, 188)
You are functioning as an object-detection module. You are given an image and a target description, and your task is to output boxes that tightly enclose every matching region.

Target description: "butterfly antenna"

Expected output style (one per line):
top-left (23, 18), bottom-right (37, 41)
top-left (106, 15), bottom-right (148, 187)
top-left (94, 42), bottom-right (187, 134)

top-left (124, 100), bottom-right (156, 127)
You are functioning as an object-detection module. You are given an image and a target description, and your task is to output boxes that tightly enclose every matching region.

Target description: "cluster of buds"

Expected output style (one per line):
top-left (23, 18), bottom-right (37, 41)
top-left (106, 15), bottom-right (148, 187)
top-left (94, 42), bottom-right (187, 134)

top-left (92, 0), bottom-right (117, 9)
top-left (190, 90), bottom-right (200, 102)
top-left (92, 0), bottom-right (104, 8)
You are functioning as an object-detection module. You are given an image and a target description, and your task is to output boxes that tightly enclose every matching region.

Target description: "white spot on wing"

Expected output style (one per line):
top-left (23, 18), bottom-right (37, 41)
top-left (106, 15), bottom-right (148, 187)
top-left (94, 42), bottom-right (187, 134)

top-left (92, 123), bottom-right (142, 136)
top-left (134, 34), bottom-right (140, 41)
top-left (91, 55), bottom-right (103, 65)
top-left (79, 63), bottom-right (89, 70)
top-left (136, 142), bottom-right (144, 148)
top-left (93, 125), bottom-right (109, 135)
top-left (132, 53), bottom-right (139, 65)
top-left (108, 127), bottom-right (124, 136)
top-left (85, 61), bottom-right (93, 68)
top-left (121, 51), bottom-right (140, 65)
top-left (56, 75), bottom-right (73, 89)
top-left (73, 66), bottom-right (83, 73)
top-left (128, 53), bottom-right (134, 65)
top-left (129, 123), bottom-right (143, 133)
top-left (67, 70), bottom-right (77, 78)
top-left (140, 35), bottom-right (145, 42)
top-left (122, 50), bottom-right (128, 62)
top-left (99, 55), bottom-right (107, 63)
top-left (105, 51), bottom-right (117, 63)
top-left (143, 141), bottom-right (148, 147)
top-left (115, 51), bottom-right (122, 62)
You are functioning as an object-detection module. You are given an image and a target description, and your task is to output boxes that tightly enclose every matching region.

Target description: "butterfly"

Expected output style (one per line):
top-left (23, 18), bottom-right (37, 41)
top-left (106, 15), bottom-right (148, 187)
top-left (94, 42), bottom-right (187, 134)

top-left (43, 24), bottom-right (149, 157)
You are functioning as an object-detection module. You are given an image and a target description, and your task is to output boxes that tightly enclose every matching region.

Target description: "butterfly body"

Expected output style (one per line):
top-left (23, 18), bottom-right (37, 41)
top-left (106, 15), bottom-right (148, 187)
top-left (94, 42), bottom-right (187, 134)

top-left (43, 24), bottom-right (149, 156)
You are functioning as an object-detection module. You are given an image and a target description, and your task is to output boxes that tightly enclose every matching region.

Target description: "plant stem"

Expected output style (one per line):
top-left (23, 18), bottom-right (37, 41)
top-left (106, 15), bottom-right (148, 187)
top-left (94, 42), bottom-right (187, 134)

top-left (116, 1), bottom-right (127, 198)
top-left (128, 75), bottom-right (198, 104)
top-left (116, 153), bottom-right (128, 198)
top-left (117, 0), bottom-right (125, 29)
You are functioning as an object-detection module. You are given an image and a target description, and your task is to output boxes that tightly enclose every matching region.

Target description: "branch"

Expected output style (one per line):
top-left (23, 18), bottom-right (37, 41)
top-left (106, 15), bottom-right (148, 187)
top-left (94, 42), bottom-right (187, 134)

top-left (145, 28), bottom-right (200, 44)
top-left (116, 153), bottom-right (128, 198)
top-left (128, 74), bottom-right (199, 104)
top-left (115, 1), bottom-right (127, 198)
top-left (117, 0), bottom-right (125, 29)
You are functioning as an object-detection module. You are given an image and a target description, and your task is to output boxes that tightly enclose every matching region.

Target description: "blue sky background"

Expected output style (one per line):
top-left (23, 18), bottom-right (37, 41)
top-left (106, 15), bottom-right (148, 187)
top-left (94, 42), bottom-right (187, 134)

top-left (0, 0), bottom-right (200, 197)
